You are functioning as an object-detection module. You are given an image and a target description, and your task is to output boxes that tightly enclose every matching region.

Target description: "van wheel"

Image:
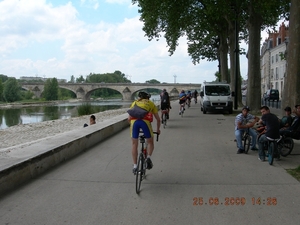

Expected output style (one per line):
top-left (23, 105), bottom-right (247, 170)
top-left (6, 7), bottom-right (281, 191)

top-left (229, 109), bottom-right (233, 114)
top-left (203, 107), bottom-right (207, 114)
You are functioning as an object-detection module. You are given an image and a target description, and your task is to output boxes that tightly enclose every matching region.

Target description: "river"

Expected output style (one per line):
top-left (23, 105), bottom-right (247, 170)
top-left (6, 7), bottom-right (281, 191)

top-left (0, 96), bottom-right (161, 130)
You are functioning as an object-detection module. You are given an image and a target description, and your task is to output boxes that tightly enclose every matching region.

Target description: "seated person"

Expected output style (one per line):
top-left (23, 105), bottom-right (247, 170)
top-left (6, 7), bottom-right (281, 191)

top-left (280, 104), bottom-right (300, 139)
top-left (235, 106), bottom-right (259, 154)
top-left (279, 106), bottom-right (293, 129)
top-left (258, 106), bottom-right (280, 161)
top-left (84, 115), bottom-right (96, 127)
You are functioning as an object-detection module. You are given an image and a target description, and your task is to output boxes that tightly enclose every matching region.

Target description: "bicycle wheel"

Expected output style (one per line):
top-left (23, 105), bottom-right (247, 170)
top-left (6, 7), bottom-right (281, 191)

top-left (244, 135), bottom-right (251, 154)
top-left (268, 142), bottom-right (274, 165)
top-left (278, 137), bottom-right (294, 157)
top-left (162, 113), bottom-right (166, 128)
top-left (135, 153), bottom-right (143, 194)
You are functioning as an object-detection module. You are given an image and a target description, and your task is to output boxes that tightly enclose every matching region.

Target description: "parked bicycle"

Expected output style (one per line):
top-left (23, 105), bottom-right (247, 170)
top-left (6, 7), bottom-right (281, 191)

top-left (135, 131), bottom-right (159, 194)
top-left (265, 136), bottom-right (281, 165)
top-left (243, 128), bottom-right (252, 154)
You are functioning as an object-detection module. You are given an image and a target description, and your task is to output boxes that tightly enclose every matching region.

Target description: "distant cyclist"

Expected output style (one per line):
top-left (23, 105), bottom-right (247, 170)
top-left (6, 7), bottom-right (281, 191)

top-left (186, 90), bottom-right (192, 107)
top-left (193, 90), bottom-right (198, 103)
top-left (160, 89), bottom-right (171, 120)
top-left (179, 90), bottom-right (186, 115)
top-left (128, 91), bottom-right (161, 174)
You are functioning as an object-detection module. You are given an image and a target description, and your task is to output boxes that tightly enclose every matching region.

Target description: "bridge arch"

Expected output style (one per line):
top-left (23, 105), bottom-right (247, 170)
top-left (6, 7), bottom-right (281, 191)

top-left (20, 83), bottom-right (201, 101)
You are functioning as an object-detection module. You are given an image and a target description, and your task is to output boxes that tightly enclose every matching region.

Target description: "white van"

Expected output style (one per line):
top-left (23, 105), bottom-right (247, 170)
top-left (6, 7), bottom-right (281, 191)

top-left (199, 82), bottom-right (233, 114)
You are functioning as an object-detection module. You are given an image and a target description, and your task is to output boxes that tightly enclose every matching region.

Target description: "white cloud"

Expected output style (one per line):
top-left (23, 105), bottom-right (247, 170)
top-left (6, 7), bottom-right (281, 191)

top-left (0, 0), bottom-right (226, 83)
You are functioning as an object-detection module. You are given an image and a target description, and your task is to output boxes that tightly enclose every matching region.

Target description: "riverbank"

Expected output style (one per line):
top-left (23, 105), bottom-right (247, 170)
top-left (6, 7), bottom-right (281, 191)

top-left (0, 108), bottom-right (129, 153)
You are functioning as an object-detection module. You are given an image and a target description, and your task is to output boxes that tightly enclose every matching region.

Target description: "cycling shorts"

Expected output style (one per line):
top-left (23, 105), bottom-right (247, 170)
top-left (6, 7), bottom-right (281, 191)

top-left (130, 119), bottom-right (153, 139)
top-left (179, 100), bottom-right (186, 105)
top-left (161, 103), bottom-right (169, 110)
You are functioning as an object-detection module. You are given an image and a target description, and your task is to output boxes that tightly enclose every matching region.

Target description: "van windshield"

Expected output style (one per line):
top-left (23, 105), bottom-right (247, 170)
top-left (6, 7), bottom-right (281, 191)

top-left (205, 86), bottom-right (230, 96)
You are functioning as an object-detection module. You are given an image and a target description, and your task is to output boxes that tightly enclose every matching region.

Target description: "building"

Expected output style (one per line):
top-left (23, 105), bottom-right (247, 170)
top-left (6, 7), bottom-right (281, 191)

top-left (260, 22), bottom-right (289, 100)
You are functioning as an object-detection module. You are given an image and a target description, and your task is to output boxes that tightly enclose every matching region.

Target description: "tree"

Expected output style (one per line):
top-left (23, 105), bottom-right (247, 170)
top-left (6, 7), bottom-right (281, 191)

top-left (3, 78), bottom-right (21, 102)
top-left (70, 75), bottom-right (75, 83)
top-left (133, 0), bottom-right (289, 112)
top-left (282, 0), bottom-right (300, 108)
top-left (243, 0), bottom-right (289, 112)
top-left (145, 79), bottom-right (160, 84)
top-left (76, 75), bottom-right (85, 83)
top-left (43, 78), bottom-right (59, 101)
top-left (0, 74), bottom-right (9, 83)
top-left (0, 79), bottom-right (3, 101)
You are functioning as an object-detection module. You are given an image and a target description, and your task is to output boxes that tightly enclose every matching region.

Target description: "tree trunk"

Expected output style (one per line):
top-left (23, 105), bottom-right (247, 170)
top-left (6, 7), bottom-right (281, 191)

top-left (219, 33), bottom-right (229, 83)
top-left (246, 4), bottom-right (262, 113)
top-left (282, 0), bottom-right (300, 108)
top-left (228, 20), bottom-right (243, 107)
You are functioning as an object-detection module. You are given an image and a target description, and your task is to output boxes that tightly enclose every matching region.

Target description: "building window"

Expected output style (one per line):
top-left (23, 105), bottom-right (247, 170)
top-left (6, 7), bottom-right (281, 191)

top-left (275, 67), bottom-right (279, 80)
top-left (276, 54), bottom-right (278, 62)
top-left (272, 56), bottom-right (274, 64)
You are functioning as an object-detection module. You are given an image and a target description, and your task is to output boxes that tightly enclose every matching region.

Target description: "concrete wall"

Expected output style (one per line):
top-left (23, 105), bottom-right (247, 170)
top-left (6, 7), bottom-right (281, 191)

top-left (0, 114), bottom-right (129, 196)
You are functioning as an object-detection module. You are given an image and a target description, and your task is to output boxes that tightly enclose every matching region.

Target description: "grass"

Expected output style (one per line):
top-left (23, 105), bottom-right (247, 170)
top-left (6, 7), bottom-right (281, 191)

top-left (77, 102), bottom-right (98, 116)
top-left (286, 166), bottom-right (300, 182)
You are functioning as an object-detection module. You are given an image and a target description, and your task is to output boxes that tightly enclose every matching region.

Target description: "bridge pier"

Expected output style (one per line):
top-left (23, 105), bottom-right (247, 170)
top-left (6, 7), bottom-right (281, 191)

top-left (122, 88), bottom-right (133, 101)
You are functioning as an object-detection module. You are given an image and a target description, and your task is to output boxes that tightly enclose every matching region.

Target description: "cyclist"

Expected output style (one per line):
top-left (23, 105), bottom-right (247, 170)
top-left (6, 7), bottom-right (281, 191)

top-left (186, 90), bottom-right (192, 106)
top-left (179, 90), bottom-right (186, 115)
top-left (234, 106), bottom-right (259, 154)
top-left (128, 91), bottom-right (161, 174)
top-left (160, 88), bottom-right (171, 120)
top-left (257, 106), bottom-right (280, 161)
top-left (193, 89), bottom-right (198, 103)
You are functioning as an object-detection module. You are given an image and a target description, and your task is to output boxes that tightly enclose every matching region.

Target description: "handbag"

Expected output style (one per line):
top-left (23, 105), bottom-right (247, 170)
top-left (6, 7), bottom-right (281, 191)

top-left (127, 103), bottom-right (148, 119)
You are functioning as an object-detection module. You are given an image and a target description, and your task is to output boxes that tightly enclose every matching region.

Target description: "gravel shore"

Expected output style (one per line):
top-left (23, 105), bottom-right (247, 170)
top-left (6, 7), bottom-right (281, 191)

top-left (0, 108), bottom-right (129, 153)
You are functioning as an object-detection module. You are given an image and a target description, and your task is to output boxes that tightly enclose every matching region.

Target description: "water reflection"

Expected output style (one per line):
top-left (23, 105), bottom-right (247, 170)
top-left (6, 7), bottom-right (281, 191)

top-left (4, 108), bottom-right (22, 127)
top-left (0, 101), bottom-right (128, 130)
top-left (0, 96), bottom-right (161, 130)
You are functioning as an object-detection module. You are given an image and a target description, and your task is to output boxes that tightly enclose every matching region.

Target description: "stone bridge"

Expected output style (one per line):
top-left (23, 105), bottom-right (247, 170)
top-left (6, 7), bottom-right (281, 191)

top-left (21, 83), bottom-right (201, 101)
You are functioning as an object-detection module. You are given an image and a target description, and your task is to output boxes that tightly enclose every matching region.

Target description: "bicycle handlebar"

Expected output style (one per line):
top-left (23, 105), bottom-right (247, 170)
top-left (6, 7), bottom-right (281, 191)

top-left (139, 131), bottom-right (159, 142)
top-left (153, 132), bottom-right (159, 142)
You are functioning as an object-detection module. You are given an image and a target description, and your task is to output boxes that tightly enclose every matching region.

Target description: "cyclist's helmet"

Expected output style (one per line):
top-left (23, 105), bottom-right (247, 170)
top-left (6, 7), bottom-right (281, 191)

top-left (138, 91), bottom-right (150, 99)
top-left (181, 90), bottom-right (185, 93)
top-left (242, 106), bottom-right (250, 111)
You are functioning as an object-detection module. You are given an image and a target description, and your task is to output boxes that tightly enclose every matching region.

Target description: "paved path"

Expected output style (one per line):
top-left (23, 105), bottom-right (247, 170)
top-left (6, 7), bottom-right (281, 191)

top-left (0, 103), bottom-right (300, 225)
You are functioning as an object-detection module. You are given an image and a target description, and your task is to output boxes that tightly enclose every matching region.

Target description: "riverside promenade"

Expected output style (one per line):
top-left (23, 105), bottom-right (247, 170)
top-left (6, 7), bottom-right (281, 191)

top-left (0, 102), bottom-right (300, 225)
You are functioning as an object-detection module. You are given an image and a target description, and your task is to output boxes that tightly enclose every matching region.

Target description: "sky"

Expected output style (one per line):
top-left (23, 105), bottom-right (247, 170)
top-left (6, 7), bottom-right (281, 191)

top-left (0, 0), bottom-right (271, 84)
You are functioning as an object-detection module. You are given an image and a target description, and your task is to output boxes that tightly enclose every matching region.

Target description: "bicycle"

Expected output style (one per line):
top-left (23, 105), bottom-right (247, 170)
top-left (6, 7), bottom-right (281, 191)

top-left (243, 128), bottom-right (252, 154)
top-left (135, 131), bottom-right (159, 194)
top-left (265, 136), bottom-right (281, 165)
top-left (234, 128), bottom-right (251, 154)
top-left (179, 103), bottom-right (185, 117)
top-left (277, 135), bottom-right (294, 157)
top-left (186, 98), bottom-right (191, 108)
top-left (161, 109), bottom-right (168, 128)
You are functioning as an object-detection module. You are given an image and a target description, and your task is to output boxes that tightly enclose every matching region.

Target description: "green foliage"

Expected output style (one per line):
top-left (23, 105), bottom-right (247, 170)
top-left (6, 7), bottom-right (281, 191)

top-left (3, 78), bottom-right (21, 102)
top-left (58, 88), bottom-right (76, 100)
top-left (0, 74), bottom-right (9, 83)
top-left (43, 78), bottom-right (59, 101)
top-left (76, 75), bottom-right (85, 83)
top-left (0, 79), bottom-right (3, 101)
top-left (77, 103), bottom-right (97, 116)
top-left (22, 90), bottom-right (34, 100)
top-left (146, 79), bottom-right (160, 84)
top-left (86, 71), bottom-right (131, 98)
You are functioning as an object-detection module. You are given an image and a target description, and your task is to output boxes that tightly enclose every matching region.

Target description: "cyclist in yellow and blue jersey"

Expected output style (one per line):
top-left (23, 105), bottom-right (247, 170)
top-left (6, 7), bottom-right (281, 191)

top-left (128, 91), bottom-right (161, 174)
